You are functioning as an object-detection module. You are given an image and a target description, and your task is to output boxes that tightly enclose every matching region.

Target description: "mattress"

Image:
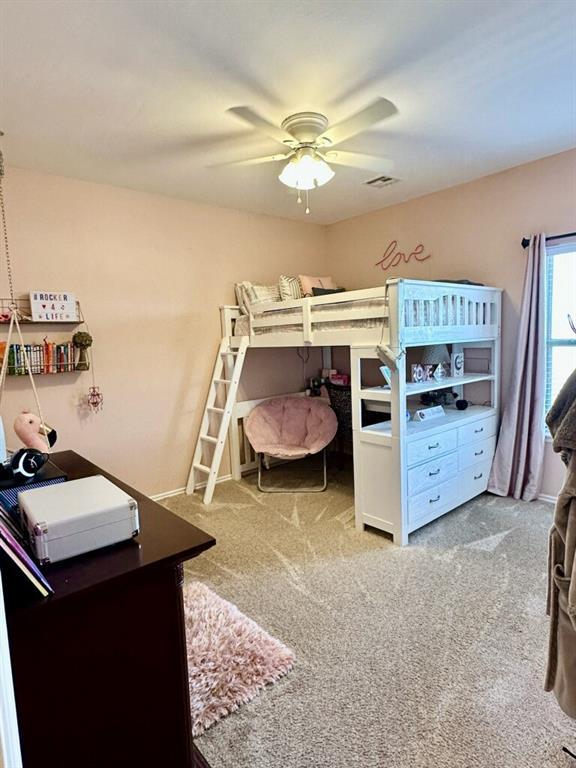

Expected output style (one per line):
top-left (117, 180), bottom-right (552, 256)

top-left (233, 297), bottom-right (387, 336)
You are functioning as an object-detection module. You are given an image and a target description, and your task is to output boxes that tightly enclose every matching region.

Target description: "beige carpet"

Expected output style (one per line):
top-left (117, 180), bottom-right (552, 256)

top-left (165, 466), bottom-right (575, 768)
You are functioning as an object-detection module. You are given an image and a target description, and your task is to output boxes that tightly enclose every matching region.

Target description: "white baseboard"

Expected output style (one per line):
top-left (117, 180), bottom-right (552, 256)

top-left (538, 493), bottom-right (558, 504)
top-left (151, 474), bottom-right (233, 502)
top-left (151, 487), bottom-right (185, 502)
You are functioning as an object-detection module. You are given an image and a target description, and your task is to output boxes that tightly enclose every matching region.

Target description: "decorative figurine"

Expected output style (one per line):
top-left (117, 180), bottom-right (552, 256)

top-left (14, 412), bottom-right (57, 450)
top-left (0, 412), bottom-right (58, 487)
top-left (432, 362), bottom-right (447, 381)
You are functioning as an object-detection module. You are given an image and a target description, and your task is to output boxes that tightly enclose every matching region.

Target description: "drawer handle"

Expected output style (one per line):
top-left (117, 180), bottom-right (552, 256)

top-left (429, 495), bottom-right (441, 503)
top-left (428, 469), bottom-right (440, 476)
top-left (428, 442), bottom-right (440, 450)
top-left (474, 449), bottom-right (484, 456)
top-left (474, 472), bottom-right (483, 480)
top-left (474, 427), bottom-right (484, 434)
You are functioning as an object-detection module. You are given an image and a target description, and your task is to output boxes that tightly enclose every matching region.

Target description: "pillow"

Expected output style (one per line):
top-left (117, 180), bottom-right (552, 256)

top-left (298, 275), bottom-right (336, 297)
top-left (234, 281), bottom-right (280, 314)
top-left (279, 275), bottom-right (303, 301)
top-left (234, 281), bottom-right (253, 315)
top-left (312, 287), bottom-right (345, 296)
top-left (245, 283), bottom-right (281, 304)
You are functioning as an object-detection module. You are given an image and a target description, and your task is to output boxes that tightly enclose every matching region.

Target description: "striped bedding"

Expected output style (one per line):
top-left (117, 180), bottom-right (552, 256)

top-left (233, 297), bottom-right (387, 336)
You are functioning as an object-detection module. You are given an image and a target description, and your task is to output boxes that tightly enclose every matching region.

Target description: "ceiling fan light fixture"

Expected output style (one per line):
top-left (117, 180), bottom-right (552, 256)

top-left (278, 149), bottom-right (335, 190)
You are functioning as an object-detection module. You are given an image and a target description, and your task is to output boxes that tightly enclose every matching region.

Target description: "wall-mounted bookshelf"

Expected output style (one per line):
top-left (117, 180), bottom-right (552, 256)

top-left (4, 341), bottom-right (86, 376)
top-left (0, 294), bottom-right (91, 376)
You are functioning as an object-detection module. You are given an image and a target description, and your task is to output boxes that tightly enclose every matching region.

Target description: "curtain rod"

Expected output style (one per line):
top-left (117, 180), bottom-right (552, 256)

top-left (521, 232), bottom-right (576, 249)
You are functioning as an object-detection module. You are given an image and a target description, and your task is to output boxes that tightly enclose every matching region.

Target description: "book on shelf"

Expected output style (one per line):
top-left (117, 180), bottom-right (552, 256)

top-left (6, 341), bottom-right (76, 375)
top-left (0, 517), bottom-right (53, 598)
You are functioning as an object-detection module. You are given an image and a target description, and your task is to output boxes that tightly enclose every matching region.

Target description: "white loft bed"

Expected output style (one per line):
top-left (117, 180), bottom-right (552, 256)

top-left (189, 278), bottom-right (502, 545)
top-left (220, 278), bottom-right (500, 349)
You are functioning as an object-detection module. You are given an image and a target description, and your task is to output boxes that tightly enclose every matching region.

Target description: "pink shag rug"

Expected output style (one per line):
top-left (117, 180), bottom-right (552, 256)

top-left (183, 581), bottom-right (295, 737)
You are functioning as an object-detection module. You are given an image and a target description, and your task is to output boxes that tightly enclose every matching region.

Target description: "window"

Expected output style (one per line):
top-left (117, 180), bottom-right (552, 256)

top-left (545, 238), bottom-right (576, 413)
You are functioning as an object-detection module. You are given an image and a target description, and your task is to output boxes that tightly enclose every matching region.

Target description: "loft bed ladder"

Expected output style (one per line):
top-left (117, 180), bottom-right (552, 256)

top-left (186, 336), bottom-right (249, 504)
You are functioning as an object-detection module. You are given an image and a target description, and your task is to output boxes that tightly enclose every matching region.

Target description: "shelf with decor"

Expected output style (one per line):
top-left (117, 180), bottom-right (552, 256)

top-left (360, 373), bottom-right (495, 402)
top-left (0, 161), bottom-right (103, 416)
top-left (351, 291), bottom-right (501, 546)
top-left (0, 295), bottom-right (83, 324)
top-left (2, 340), bottom-right (88, 376)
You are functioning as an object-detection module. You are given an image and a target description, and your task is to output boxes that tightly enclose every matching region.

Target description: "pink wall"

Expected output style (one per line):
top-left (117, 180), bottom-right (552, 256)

top-left (326, 148), bottom-right (576, 498)
top-left (0, 167), bottom-right (326, 494)
top-left (2, 150), bottom-right (572, 498)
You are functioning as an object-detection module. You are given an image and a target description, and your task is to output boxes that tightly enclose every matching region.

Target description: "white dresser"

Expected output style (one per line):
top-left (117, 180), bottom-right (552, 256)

top-left (405, 409), bottom-right (497, 533)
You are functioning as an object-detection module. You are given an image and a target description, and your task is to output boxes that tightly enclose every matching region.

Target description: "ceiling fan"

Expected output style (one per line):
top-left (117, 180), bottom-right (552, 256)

top-left (221, 98), bottom-right (397, 213)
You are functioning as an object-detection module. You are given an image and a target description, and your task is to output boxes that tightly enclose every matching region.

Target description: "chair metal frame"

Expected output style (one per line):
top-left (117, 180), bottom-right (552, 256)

top-left (257, 449), bottom-right (328, 493)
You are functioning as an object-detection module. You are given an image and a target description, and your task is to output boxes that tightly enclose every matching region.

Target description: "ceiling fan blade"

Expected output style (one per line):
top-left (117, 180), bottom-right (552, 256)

top-left (322, 151), bottom-right (394, 174)
top-left (227, 107), bottom-right (294, 146)
top-left (318, 98), bottom-right (397, 146)
top-left (211, 152), bottom-right (289, 168)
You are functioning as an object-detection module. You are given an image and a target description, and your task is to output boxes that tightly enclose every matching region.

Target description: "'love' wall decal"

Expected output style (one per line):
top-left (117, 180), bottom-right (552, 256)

top-left (375, 240), bottom-right (432, 271)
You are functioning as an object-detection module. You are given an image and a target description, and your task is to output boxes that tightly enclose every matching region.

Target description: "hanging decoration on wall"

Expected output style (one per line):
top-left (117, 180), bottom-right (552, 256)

top-left (73, 329), bottom-right (103, 412)
top-left (87, 385), bottom-right (104, 413)
top-left (375, 240), bottom-right (432, 271)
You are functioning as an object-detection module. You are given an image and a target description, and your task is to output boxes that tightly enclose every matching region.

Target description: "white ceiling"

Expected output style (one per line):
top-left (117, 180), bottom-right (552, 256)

top-left (1, 0), bottom-right (575, 224)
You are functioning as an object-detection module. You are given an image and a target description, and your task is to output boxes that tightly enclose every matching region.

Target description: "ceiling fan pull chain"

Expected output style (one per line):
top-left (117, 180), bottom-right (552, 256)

top-left (297, 190), bottom-right (302, 205)
top-left (305, 189), bottom-right (310, 215)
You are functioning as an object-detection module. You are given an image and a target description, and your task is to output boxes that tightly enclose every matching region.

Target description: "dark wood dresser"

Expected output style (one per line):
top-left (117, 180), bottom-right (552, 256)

top-left (3, 450), bottom-right (215, 768)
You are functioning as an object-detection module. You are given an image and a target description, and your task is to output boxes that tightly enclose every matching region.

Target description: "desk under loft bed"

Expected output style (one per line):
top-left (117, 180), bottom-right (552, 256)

top-left (187, 278), bottom-right (502, 546)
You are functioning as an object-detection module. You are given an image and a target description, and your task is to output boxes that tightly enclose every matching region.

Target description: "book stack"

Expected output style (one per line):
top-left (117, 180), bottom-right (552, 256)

top-left (5, 341), bottom-right (76, 375)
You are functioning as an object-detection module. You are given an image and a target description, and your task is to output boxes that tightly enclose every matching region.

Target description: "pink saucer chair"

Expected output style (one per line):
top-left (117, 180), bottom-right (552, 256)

top-left (244, 396), bottom-right (338, 493)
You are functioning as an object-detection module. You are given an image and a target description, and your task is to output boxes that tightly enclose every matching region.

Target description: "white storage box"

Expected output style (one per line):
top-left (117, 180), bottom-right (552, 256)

top-left (18, 475), bottom-right (139, 565)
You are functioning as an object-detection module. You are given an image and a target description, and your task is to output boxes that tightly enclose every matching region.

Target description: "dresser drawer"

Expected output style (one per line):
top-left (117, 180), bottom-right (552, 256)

top-left (458, 458), bottom-right (492, 502)
top-left (458, 435), bottom-right (496, 470)
top-left (408, 478), bottom-right (458, 527)
top-left (408, 452), bottom-right (458, 496)
top-left (458, 415), bottom-right (497, 447)
top-left (407, 429), bottom-right (457, 467)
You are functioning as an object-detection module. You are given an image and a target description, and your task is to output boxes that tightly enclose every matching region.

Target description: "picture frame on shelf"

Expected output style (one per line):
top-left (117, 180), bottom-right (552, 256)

top-left (411, 363), bottom-right (434, 383)
top-left (29, 291), bottom-right (79, 323)
top-left (451, 352), bottom-right (464, 377)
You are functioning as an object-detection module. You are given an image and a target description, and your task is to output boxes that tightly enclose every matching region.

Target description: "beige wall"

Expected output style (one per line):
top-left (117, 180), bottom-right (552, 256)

top-left (1, 167), bottom-right (327, 495)
top-left (326, 148), bottom-right (576, 497)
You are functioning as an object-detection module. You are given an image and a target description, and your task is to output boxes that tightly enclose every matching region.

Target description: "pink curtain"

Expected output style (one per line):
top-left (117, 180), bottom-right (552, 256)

top-left (488, 233), bottom-right (546, 501)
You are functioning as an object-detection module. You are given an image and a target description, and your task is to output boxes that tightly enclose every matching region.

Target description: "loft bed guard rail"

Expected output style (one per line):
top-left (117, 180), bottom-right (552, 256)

top-left (220, 279), bottom-right (501, 348)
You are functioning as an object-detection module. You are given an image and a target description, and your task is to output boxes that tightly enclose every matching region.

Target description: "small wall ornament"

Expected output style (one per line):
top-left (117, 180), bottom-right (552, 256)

top-left (375, 239), bottom-right (432, 272)
top-left (72, 328), bottom-right (104, 413)
top-left (87, 386), bottom-right (104, 412)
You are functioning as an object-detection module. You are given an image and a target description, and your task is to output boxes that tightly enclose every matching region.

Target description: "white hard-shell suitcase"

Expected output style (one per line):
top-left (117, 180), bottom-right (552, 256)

top-left (18, 475), bottom-right (140, 565)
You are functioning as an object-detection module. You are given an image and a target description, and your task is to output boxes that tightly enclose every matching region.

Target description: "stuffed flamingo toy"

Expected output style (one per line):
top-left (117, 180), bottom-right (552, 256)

top-left (13, 412), bottom-right (57, 451)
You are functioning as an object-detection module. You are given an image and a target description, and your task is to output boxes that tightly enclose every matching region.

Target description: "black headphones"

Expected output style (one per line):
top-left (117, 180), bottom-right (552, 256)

top-left (0, 449), bottom-right (49, 487)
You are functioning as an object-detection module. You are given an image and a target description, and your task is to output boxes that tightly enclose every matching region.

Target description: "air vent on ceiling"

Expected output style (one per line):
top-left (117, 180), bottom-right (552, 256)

top-left (364, 175), bottom-right (399, 189)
